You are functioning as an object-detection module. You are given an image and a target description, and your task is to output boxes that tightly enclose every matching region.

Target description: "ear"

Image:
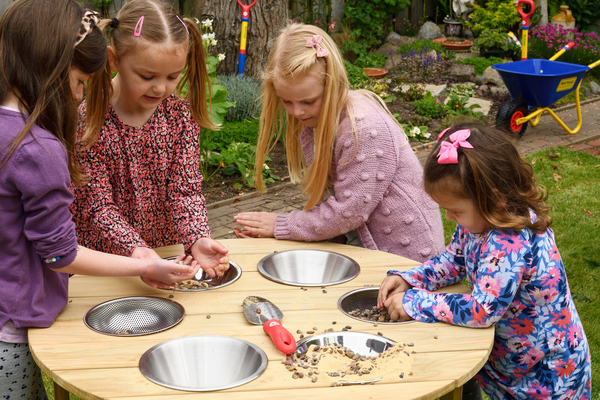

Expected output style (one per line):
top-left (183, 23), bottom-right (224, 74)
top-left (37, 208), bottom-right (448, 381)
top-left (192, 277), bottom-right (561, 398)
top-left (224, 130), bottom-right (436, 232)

top-left (107, 46), bottom-right (118, 72)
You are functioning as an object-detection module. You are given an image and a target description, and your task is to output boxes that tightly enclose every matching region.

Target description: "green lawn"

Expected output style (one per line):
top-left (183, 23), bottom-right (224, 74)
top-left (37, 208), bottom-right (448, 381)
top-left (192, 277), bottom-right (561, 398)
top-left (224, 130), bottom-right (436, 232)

top-left (43, 146), bottom-right (599, 399)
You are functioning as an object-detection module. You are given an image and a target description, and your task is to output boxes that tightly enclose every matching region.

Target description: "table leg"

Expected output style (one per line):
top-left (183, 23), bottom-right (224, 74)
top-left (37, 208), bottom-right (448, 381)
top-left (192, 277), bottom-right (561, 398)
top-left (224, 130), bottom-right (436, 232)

top-left (53, 381), bottom-right (70, 400)
top-left (440, 385), bottom-right (463, 400)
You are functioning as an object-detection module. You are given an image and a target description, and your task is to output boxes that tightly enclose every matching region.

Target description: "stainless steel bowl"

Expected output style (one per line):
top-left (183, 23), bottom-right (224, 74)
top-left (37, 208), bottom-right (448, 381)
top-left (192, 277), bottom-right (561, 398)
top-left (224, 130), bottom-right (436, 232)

top-left (295, 331), bottom-right (396, 357)
top-left (151, 261), bottom-right (242, 292)
top-left (257, 249), bottom-right (360, 287)
top-left (84, 296), bottom-right (185, 336)
top-left (338, 287), bottom-right (413, 325)
top-left (139, 335), bottom-right (268, 391)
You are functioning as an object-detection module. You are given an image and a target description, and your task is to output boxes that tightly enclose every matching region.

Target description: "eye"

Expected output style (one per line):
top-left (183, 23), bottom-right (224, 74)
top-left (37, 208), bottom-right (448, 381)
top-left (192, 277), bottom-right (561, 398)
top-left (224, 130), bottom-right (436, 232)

top-left (168, 75), bottom-right (179, 80)
top-left (303, 100), bottom-right (315, 105)
top-left (140, 75), bottom-right (152, 80)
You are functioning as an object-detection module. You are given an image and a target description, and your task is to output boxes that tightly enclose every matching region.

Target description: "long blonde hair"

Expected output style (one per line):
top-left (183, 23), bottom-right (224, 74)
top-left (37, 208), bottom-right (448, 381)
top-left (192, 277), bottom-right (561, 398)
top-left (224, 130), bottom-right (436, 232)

top-left (83, 0), bottom-right (215, 146)
top-left (254, 23), bottom-right (349, 209)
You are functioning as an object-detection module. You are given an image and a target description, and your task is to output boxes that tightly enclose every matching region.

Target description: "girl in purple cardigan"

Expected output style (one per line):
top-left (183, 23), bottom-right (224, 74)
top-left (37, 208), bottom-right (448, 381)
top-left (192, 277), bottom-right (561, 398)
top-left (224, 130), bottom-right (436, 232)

top-left (0, 1), bottom-right (224, 397)
top-left (233, 23), bottom-right (445, 263)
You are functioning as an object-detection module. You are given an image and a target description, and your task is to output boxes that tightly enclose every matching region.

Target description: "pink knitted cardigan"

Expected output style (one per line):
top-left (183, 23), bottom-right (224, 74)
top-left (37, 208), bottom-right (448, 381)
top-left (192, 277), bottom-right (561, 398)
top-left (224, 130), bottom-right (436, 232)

top-left (273, 92), bottom-right (445, 262)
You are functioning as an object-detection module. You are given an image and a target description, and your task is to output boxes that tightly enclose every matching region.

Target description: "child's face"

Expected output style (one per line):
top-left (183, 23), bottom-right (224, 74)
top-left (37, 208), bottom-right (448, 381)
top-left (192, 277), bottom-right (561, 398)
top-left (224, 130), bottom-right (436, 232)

top-left (109, 43), bottom-right (187, 112)
top-left (273, 67), bottom-right (325, 128)
top-left (432, 190), bottom-right (489, 235)
top-left (69, 67), bottom-right (90, 102)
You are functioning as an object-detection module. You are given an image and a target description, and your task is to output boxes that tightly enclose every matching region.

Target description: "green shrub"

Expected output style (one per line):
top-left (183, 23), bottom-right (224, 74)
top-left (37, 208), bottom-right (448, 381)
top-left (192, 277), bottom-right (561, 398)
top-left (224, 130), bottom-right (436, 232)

top-left (216, 74), bottom-right (261, 122)
top-left (453, 56), bottom-right (504, 75)
top-left (207, 118), bottom-right (260, 148)
top-left (412, 92), bottom-right (447, 118)
top-left (464, 0), bottom-right (520, 36)
top-left (447, 83), bottom-right (476, 98)
top-left (344, 59), bottom-right (370, 89)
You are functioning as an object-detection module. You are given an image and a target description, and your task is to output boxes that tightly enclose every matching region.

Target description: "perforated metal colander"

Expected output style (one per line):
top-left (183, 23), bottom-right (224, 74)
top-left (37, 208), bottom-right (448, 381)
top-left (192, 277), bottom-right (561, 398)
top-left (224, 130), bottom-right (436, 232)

top-left (84, 296), bottom-right (185, 336)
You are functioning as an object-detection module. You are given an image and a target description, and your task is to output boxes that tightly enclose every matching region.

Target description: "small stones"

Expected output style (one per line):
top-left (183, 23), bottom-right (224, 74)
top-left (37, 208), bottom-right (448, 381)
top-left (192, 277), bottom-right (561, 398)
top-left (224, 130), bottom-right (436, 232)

top-left (301, 287), bottom-right (307, 291)
top-left (323, 289), bottom-right (327, 293)
top-left (406, 342), bottom-right (414, 347)
top-left (377, 332), bottom-right (383, 336)
top-left (168, 294), bottom-right (174, 298)
top-left (332, 321), bottom-right (337, 324)
top-left (348, 306), bottom-right (392, 323)
top-left (300, 334), bottom-right (304, 339)
top-left (297, 329), bottom-right (303, 334)
top-left (434, 335), bottom-right (438, 339)
top-left (256, 308), bottom-right (261, 314)
top-left (345, 325), bottom-right (352, 330)
top-left (311, 376), bottom-right (318, 383)
top-left (399, 372), bottom-right (404, 378)
top-left (206, 315), bottom-right (211, 319)
top-left (312, 326), bottom-right (317, 330)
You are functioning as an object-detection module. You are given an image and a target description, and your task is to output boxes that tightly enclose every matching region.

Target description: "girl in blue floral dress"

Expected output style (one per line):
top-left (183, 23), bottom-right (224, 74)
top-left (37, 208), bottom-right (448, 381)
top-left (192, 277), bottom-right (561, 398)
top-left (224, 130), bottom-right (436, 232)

top-left (378, 122), bottom-right (591, 399)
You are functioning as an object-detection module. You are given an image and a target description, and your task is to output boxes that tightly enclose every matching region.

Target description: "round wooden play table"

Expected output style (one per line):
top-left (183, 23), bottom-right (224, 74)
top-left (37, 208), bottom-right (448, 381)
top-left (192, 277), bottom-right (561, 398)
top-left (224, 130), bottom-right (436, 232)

top-left (29, 238), bottom-right (494, 400)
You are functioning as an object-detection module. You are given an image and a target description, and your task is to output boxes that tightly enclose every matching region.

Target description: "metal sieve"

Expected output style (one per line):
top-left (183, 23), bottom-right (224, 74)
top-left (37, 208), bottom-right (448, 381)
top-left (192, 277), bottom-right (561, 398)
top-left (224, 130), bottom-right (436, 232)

top-left (84, 296), bottom-right (185, 336)
top-left (337, 287), bottom-right (413, 325)
top-left (150, 261), bottom-right (242, 292)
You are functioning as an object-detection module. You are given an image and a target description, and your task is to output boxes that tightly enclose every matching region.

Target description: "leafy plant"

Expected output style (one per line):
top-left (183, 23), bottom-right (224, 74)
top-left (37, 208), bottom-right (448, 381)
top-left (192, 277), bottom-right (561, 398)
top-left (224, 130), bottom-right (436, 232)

top-left (395, 81), bottom-right (426, 102)
top-left (445, 94), bottom-right (484, 118)
top-left (447, 83), bottom-right (476, 98)
top-left (411, 92), bottom-right (447, 118)
top-left (463, 0), bottom-right (520, 36)
top-left (471, 30), bottom-right (519, 53)
top-left (341, 0), bottom-right (410, 58)
top-left (368, 80), bottom-right (396, 103)
top-left (210, 118), bottom-right (260, 148)
top-left (353, 52), bottom-right (387, 69)
top-left (401, 123), bottom-right (433, 142)
top-left (208, 142), bottom-right (279, 189)
top-left (453, 56), bottom-right (504, 75)
top-left (344, 59), bottom-right (370, 89)
top-left (216, 75), bottom-right (261, 122)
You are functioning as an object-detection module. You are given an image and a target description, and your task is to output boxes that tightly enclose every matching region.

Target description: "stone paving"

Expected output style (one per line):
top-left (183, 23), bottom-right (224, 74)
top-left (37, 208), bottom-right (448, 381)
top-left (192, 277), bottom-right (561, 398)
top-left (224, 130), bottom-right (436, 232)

top-left (207, 99), bottom-right (600, 240)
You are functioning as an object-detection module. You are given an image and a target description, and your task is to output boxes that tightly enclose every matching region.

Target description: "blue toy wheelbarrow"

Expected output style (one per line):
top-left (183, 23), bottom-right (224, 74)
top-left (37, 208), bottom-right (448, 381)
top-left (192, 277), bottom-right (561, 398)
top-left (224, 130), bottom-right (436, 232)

top-left (492, 0), bottom-right (600, 137)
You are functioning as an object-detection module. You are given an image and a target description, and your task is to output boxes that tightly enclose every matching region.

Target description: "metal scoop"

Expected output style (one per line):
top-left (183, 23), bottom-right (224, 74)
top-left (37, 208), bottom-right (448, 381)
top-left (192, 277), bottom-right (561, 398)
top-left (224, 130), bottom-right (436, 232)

top-left (242, 296), bottom-right (297, 354)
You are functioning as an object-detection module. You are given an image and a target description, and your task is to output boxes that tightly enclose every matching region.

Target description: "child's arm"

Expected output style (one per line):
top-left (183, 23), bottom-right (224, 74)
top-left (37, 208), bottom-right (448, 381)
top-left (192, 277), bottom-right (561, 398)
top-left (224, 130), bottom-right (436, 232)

top-left (401, 230), bottom-right (526, 327)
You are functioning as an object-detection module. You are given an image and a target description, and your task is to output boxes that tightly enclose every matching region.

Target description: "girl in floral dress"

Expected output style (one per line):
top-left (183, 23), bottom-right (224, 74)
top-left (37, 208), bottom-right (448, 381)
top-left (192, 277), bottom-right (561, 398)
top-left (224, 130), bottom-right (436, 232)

top-left (378, 122), bottom-right (591, 399)
top-left (70, 0), bottom-right (229, 279)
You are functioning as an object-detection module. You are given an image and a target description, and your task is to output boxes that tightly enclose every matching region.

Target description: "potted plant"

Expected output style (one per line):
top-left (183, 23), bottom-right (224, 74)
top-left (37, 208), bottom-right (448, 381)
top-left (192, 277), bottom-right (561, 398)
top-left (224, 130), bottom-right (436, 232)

top-left (471, 29), bottom-right (520, 59)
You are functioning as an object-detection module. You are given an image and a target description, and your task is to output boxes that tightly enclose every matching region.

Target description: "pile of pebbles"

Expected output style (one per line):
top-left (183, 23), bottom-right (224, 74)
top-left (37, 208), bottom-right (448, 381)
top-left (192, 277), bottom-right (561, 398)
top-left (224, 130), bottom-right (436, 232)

top-left (349, 306), bottom-right (393, 323)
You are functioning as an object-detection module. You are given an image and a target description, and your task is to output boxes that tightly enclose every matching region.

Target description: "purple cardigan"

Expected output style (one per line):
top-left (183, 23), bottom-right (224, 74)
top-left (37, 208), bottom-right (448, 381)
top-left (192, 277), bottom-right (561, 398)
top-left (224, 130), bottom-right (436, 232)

top-left (0, 108), bottom-right (75, 330)
top-left (274, 92), bottom-right (445, 262)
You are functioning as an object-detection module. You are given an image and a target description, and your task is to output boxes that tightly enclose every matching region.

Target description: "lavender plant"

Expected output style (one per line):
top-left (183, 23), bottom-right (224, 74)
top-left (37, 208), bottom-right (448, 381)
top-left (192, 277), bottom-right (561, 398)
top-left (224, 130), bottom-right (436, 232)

top-left (394, 47), bottom-right (454, 85)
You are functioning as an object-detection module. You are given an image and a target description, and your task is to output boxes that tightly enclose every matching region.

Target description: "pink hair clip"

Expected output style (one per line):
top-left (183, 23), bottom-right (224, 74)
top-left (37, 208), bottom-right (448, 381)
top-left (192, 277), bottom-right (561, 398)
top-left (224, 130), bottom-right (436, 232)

top-left (437, 129), bottom-right (474, 164)
top-left (176, 15), bottom-right (189, 35)
top-left (134, 15), bottom-right (144, 37)
top-left (306, 34), bottom-right (328, 58)
top-left (437, 127), bottom-right (451, 142)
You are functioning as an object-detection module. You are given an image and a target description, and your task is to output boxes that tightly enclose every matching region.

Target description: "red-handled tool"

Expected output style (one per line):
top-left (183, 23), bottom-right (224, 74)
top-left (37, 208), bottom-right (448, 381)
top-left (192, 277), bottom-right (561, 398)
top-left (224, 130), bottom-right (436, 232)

top-left (517, 0), bottom-right (535, 60)
top-left (242, 295), bottom-right (297, 354)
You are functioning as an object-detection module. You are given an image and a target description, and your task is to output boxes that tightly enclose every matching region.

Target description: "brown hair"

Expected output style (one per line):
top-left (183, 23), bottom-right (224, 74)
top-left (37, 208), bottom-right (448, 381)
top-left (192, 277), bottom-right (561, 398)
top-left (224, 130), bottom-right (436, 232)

top-left (424, 122), bottom-right (551, 233)
top-left (84, 0), bottom-right (215, 145)
top-left (0, 0), bottom-right (107, 186)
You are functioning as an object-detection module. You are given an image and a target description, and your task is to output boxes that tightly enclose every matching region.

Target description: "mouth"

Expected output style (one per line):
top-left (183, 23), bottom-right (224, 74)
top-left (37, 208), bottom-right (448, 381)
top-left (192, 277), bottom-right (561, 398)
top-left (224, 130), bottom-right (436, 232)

top-left (143, 95), bottom-right (161, 102)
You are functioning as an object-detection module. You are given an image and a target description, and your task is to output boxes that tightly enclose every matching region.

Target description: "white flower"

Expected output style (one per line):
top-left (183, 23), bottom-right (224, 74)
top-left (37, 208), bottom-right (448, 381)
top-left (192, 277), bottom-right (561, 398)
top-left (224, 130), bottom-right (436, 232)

top-left (194, 18), bottom-right (200, 25)
top-left (245, 172), bottom-right (250, 178)
top-left (211, 39), bottom-right (218, 46)
top-left (207, 32), bottom-right (215, 40)
top-left (410, 127), bottom-right (421, 136)
top-left (424, 132), bottom-right (431, 139)
top-left (217, 53), bottom-right (226, 61)
top-left (202, 19), bottom-right (213, 27)
top-left (262, 163), bottom-right (269, 170)
top-left (201, 33), bottom-right (210, 41)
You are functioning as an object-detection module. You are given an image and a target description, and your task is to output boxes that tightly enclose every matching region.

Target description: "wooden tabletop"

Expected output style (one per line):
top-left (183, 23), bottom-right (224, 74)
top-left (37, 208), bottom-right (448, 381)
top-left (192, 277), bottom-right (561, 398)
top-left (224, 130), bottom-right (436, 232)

top-left (29, 239), bottom-right (494, 400)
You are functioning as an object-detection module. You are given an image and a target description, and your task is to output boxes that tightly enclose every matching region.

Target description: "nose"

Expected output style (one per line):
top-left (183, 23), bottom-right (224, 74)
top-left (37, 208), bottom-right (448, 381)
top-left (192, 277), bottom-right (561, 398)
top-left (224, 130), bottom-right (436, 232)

top-left (73, 86), bottom-right (84, 102)
top-left (445, 210), bottom-right (455, 222)
top-left (152, 81), bottom-right (166, 95)
top-left (292, 104), bottom-right (305, 118)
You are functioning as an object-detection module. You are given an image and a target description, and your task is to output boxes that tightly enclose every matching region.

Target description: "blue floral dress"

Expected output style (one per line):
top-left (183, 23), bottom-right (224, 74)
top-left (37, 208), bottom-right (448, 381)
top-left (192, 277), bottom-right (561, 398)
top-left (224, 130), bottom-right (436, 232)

top-left (389, 217), bottom-right (591, 399)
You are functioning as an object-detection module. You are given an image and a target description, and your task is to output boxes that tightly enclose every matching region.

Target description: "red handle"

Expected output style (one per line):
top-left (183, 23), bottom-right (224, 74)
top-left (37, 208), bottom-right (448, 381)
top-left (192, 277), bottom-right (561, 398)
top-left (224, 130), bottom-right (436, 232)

top-left (263, 319), bottom-right (297, 354)
top-left (237, 0), bottom-right (256, 19)
top-left (517, 0), bottom-right (535, 27)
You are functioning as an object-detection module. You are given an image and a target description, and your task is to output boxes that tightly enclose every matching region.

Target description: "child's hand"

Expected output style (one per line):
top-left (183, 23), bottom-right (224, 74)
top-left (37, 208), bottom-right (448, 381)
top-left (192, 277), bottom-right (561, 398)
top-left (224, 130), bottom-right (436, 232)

top-left (384, 293), bottom-right (412, 322)
top-left (233, 212), bottom-right (277, 238)
top-left (377, 275), bottom-right (413, 308)
top-left (143, 256), bottom-right (199, 288)
top-left (131, 246), bottom-right (161, 260)
top-left (233, 227), bottom-right (263, 238)
top-left (190, 238), bottom-right (230, 278)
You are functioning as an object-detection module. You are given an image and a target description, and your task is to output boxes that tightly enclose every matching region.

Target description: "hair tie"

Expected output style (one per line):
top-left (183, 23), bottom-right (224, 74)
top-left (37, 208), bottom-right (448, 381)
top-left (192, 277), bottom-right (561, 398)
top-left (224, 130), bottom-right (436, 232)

top-left (111, 17), bottom-right (119, 28)
top-left (75, 9), bottom-right (101, 47)
top-left (134, 15), bottom-right (144, 37)
top-left (176, 15), bottom-right (189, 35)
top-left (305, 35), bottom-right (328, 58)
top-left (437, 129), bottom-right (474, 164)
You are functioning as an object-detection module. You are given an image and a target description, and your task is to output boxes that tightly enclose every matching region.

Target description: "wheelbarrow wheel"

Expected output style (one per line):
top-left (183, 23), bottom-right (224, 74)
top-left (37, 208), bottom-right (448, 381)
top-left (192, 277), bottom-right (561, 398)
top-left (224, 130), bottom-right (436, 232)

top-left (496, 99), bottom-right (529, 138)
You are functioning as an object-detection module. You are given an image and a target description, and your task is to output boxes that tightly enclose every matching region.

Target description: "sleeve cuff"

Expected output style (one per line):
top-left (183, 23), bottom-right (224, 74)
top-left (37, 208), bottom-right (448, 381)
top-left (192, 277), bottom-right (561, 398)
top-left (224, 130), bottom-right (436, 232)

top-left (273, 213), bottom-right (292, 240)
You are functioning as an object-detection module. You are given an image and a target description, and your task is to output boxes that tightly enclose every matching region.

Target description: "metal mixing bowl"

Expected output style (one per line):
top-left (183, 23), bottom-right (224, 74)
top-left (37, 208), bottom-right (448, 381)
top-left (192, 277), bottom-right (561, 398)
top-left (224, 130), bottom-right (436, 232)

top-left (337, 287), bottom-right (413, 325)
top-left (151, 261), bottom-right (242, 292)
top-left (257, 249), bottom-right (360, 287)
top-left (295, 331), bottom-right (396, 357)
top-left (139, 335), bottom-right (268, 391)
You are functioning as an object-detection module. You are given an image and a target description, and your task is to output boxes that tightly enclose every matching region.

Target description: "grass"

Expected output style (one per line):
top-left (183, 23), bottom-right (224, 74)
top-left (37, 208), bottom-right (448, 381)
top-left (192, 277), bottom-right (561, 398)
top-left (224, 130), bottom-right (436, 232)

top-left (440, 146), bottom-right (600, 399)
top-left (42, 146), bottom-right (599, 399)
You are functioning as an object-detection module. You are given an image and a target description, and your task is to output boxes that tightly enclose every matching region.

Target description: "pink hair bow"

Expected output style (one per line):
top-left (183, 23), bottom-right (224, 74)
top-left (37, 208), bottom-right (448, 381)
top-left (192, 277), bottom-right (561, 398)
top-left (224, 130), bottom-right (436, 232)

top-left (306, 35), bottom-right (329, 58)
top-left (437, 129), bottom-right (474, 164)
top-left (437, 127), bottom-right (451, 142)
